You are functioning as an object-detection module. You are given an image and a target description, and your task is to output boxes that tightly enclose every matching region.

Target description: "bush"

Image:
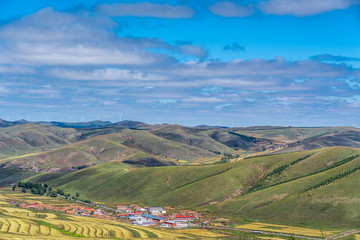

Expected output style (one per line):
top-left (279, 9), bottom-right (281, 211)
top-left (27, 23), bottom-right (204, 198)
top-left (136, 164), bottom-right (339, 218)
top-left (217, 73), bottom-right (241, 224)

top-left (31, 187), bottom-right (38, 194)
top-left (49, 191), bottom-right (57, 198)
top-left (56, 189), bottom-right (65, 195)
top-left (25, 182), bottom-right (33, 189)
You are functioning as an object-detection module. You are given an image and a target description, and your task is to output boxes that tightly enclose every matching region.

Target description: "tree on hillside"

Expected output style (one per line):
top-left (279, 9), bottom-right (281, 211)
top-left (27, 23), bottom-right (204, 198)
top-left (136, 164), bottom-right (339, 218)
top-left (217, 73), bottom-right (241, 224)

top-left (12, 185), bottom-right (16, 191)
top-left (31, 187), bottom-right (38, 194)
top-left (21, 188), bottom-right (26, 193)
top-left (56, 189), bottom-right (64, 195)
top-left (49, 191), bottom-right (57, 198)
top-left (24, 182), bottom-right (33, 189)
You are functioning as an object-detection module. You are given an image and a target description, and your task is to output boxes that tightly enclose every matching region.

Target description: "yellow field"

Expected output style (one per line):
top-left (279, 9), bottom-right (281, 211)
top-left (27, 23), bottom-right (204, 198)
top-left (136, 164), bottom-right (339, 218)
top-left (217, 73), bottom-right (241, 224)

top-left (258, 237), bottom-right (286, 240)
top-left (354, 234), bottom-right (360, 240)
top-left (178, 160), bottom-right (188, 163)
top-left (236, 222), bottom-right (335, 237)
top-left (176, 229), bottom-right (226, 238)
top-left (0, 187), bottom-right (222, 239)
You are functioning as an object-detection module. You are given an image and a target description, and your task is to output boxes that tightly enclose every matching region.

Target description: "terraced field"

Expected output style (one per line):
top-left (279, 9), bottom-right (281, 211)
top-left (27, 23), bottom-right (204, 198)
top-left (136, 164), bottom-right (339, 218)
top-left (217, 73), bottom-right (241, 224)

top-left (0, 188), bottom-right (225, 239)
top-left (236, 222), bottom-right (335, 238)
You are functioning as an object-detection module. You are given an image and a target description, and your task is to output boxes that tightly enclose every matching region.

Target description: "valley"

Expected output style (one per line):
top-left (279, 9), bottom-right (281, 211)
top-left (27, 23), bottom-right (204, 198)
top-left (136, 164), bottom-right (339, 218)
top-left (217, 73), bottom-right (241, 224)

top-left (0, 120), bottom-right (359, 239)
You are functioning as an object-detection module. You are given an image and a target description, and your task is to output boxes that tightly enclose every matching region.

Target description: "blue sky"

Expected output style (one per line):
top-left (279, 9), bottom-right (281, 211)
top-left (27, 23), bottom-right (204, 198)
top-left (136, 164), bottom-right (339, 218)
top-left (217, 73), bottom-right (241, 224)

top-left (0, 0), bottom-right (359, 127)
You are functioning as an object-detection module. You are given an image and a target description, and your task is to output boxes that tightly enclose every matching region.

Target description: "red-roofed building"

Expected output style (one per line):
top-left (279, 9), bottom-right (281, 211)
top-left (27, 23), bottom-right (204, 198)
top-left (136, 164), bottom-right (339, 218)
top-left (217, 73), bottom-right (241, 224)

top-left (21, 203), bottom-right (39, 209)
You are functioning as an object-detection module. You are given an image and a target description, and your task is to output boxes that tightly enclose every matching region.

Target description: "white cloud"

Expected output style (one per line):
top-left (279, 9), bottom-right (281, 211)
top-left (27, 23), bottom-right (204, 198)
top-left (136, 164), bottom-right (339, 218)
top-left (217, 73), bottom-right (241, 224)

top-left (209, 1), bottom-right (254, 17)
top-left (258, 0), bottom-right (359, 17)
top-left (0, 65), bottom-right (36, 74)
top-left (0, 8), bottom-right (182, 66)
top-left (47, 68), bottom-right (168, 81)
top-left (97, 2), bottom-right (195, 19)
top-left (0, 86), bottom-right (10, 94)
top-left (182, 97), bottom-right (225, 103)
top-left (1, 43), bottom-right (158, 66)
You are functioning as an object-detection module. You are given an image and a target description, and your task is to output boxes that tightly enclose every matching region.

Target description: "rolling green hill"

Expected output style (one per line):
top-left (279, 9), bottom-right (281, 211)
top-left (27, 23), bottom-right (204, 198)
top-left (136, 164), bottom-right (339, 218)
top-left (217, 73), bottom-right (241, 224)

top-left (151, 125), bottom-right (262, 153)
top-left (0, 123), bottom-right (78, 159)
top-left (1, 129), bottom-right (222, 171)
top-left (28, 146), bottom-right (360, 229)
top-left (3, 123), bottom-right (360, 173)
top-left (233, 126), bottom-right (358, 143)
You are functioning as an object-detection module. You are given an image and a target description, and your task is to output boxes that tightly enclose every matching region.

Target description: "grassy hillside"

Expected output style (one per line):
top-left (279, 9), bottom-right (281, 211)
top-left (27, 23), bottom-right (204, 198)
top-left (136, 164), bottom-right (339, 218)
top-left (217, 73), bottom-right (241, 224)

top-left (28, 146), bottom-right (360, 229)
top-left (151, 125), bottom-right (236, 154)
top-left (234, 126), bottom-right (358, 143)
top-left (279, 130), bottom-right (360, 153)
top-left (2, 129), bottom-right (221, 171)
top-left (3, 124), bottom-right (360, 172)
top-left (0, 124), bottom-right (78, 159)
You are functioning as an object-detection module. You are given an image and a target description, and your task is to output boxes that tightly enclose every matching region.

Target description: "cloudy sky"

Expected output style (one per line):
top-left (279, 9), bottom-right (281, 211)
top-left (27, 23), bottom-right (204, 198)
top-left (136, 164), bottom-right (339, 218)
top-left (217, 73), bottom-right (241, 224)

top-left (0, 0), bottom-right (359, 127)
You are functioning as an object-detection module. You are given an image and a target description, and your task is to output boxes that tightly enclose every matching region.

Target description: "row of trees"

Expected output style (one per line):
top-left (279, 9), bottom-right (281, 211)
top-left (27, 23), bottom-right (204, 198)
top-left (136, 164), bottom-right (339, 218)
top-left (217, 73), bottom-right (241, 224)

top-left (303, 166), bottom-right (360, 192)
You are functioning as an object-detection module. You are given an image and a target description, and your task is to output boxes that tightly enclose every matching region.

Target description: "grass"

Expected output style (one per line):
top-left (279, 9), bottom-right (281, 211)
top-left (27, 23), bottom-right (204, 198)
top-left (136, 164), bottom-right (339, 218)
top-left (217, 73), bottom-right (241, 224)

top-left (25, 146), bottom-right (360, 231)
top-left (1, 128), bottom-right (223, 171)
top-left (0, 123), bottom-right (76, 159)
top-left (33, 219), bottom-right (85, 237)
top-left (3, 124), bottom-right (360, 172)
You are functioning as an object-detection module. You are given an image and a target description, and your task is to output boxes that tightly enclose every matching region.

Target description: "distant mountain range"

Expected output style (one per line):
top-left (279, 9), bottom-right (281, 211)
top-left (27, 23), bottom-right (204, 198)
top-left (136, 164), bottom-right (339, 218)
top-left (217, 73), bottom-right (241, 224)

top-left (1, 120), bottom-right (360, 172)
top-left (0, 118), bottom-right (170, 129)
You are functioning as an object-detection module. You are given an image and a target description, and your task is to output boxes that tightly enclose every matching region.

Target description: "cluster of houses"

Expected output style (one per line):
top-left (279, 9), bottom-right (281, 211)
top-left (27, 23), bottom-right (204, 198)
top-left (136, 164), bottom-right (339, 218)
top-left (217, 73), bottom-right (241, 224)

top-left (19, 202), bottom-right (202, 228)
top-left (116, 205), bottom-right (200, 228)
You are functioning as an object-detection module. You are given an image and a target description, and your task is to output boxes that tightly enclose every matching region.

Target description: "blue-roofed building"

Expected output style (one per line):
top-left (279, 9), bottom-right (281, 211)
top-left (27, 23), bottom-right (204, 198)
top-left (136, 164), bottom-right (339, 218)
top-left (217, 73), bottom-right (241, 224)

top-left (142, 214), bottom-right (164, 222)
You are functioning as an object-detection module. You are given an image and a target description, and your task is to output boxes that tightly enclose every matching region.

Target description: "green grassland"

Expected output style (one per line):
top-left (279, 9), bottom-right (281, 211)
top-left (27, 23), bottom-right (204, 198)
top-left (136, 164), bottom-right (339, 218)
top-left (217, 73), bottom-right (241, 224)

top-left (1, 129), bottom-right (227, 171)
top-left (3, 124), bottom-right (360, 172)
top-left (151, 125), bottom-right (238, 153)
top-left (234, 126), bottom-right (357, 142)
top-left (0, 124), bottom-right (78, 159)
top-left (27, 146), bottom-right (360, 230)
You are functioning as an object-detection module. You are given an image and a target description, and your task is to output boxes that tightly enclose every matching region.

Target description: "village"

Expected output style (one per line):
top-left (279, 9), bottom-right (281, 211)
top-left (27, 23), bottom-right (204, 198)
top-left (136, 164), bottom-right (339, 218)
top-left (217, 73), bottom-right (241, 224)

top-left (17, 202), bottom-right (226, 229)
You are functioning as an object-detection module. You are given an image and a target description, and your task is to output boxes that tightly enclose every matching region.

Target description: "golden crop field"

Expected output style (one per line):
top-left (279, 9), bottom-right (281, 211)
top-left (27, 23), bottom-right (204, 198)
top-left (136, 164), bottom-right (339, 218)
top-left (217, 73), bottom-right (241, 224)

top-left (0, 187), bottom-right (223, 239)
top-left (258, 237), bottom-right (286, 240)
top-left (176, 229), bottom-right (226, 238)
top-left (236, 222), bottom-right (336, 237)
top-left (354, 234), bottom-right (360, 240)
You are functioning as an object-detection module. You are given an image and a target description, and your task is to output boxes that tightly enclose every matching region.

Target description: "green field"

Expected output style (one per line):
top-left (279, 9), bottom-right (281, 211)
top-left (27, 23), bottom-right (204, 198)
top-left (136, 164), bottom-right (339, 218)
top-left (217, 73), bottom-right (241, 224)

top-left (26, 146), bottom-right (360, 230)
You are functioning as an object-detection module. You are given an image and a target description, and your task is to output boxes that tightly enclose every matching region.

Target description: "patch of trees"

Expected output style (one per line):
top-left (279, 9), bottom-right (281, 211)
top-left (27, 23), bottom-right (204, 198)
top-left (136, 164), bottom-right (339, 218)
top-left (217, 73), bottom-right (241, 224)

top-left (215, 153), bottom-right (241, 164)
top-left (15, 182), bottom-right (93, 205)
top-left (17, 181), bottom-right (48, 196)
top-left (215, 156), bottom-right (230, 164)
